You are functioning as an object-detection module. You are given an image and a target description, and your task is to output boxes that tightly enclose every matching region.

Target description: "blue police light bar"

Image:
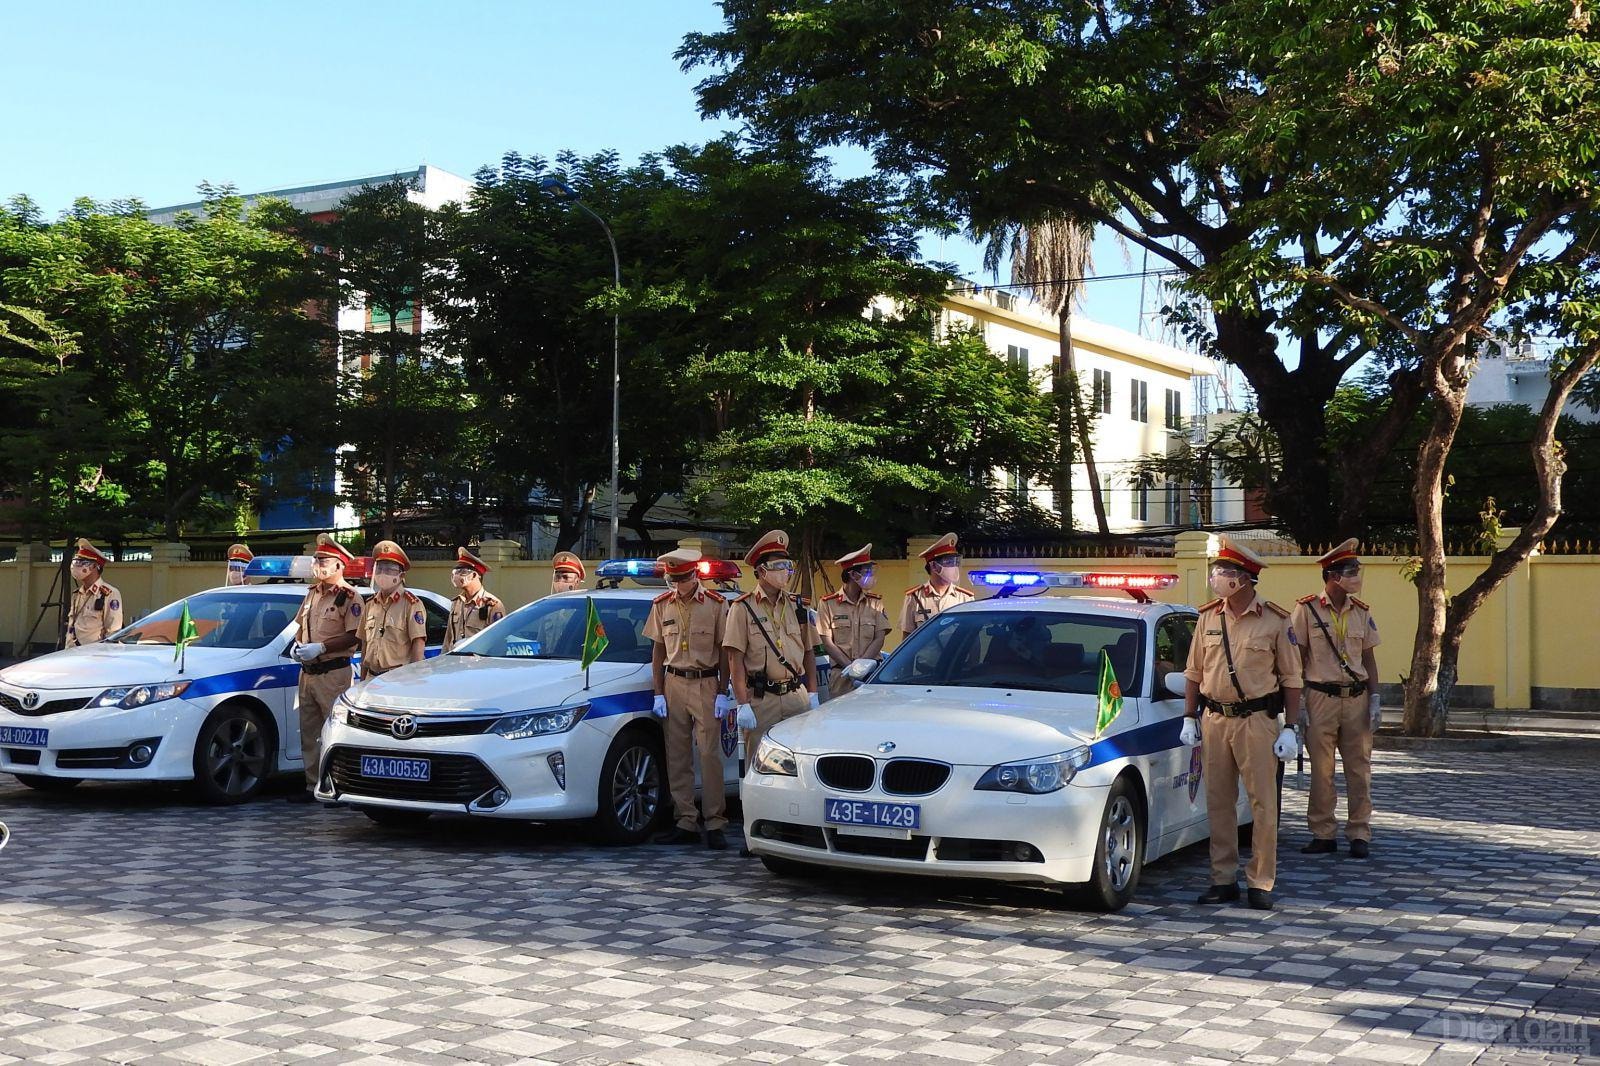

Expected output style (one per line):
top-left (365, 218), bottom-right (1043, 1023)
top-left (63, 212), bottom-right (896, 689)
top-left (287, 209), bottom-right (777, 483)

top-left (598, 559), bottom-right (662, 580)
top-left (969, 570), bottom-right (1179, 601)
top-left (596, 558), bottom-right (744, 586)
top-left (244, 555), bottom-right (314, 581)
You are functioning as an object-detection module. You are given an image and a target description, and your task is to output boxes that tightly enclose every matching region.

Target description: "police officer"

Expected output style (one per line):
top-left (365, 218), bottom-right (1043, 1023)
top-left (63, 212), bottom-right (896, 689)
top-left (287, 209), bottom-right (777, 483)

top-left (443, 546), bottom-right (505, 653)
top-left (551, 552), bottom-right (585, 594)
top-left (225, 543), bottom-right (252, 586)
top-left (1293, 539), bottom-right (1382, 859)
top-left (645, 548), bottom-right (733, 849)
top-left (725, 530), bottom-right (820, 756)
top-left (899, 532), bottom-right (973, 635)
top-left (288, 534), bottom-right (362, 802)
top-left (819, 544), bottom-right (890, 697)
top-left (64, 539), bottom-right (122, 648)
top-left (360, 540), bottom-right (427, 679)
top-left (1178, 535), bottom-right (1304, 909)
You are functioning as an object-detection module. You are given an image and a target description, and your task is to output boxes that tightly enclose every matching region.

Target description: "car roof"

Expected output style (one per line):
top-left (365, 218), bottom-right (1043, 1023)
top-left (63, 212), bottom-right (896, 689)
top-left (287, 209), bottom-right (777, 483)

top-left (542, 587), bottom-right (671, 602)
top-left (941, 594), bottom-right (1194, 620)
top-left (190, 584), bottom-right (450, 603)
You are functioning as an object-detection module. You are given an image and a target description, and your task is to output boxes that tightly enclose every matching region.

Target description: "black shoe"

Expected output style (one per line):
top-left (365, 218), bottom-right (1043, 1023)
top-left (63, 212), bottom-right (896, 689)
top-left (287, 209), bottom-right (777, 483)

top-left (653, 827), bottom-right (701, 846)
top-left (1301, 838), bottom-right (1337, 854)
top-left (1348, 839), bottom-right (1370, 859)
top-left (1197, 883), bottom-right (1240, 905)
top-left (1247, 888), bottom-right (1275, 910)
top-left (285, 790), bottom-right (314, 804)
top-left (705, 829), bottom-right (727, 851)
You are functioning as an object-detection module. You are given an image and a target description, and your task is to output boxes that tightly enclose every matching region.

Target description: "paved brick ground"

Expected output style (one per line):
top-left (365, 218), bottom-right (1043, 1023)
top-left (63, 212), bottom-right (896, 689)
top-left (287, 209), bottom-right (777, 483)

top-left (0, 745), bottom-right (1596, 1065)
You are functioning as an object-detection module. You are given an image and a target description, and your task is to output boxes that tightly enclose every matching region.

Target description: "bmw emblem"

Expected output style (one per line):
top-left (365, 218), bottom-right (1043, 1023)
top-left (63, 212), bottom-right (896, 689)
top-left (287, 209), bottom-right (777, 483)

top-left (21, 692), bottom-right (40, 711)
top-left (390, 715), bottom-right (418, 740)
top-left (877, 741), bottom-right (896, 753)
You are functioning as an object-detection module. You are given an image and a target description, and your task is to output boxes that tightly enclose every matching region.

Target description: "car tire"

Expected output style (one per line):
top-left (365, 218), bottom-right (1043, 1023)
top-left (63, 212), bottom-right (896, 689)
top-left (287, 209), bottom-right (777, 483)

top-left (760, 855), bottom-right (825, 879)
top-left (362, 807), bottom-right (432, 829)
top-left (191, 701), bottom-right (275, 805)
top-left (593, 728), bottom-right (668, 846)
top-left (14, 773), bottom-right (82, 792)
top-left (1071, 777), bottom-right (1145, 912)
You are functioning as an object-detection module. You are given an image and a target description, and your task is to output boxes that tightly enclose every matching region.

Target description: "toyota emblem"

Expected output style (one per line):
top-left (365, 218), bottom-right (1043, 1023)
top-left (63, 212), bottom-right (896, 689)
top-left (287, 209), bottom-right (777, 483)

top-left (877, 741), bottom-right (896, 753)
top-left (20, 692), bottom-right (40, 711)
top-left (390, 715), bottom-right (418, 740)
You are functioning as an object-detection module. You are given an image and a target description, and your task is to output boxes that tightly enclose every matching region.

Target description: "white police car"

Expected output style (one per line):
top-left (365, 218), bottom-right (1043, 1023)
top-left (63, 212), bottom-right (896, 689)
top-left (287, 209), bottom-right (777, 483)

top-left (0, 557), bottom-right (452, 803)
top-left (742, 569), bottom-right (1248, 911)
top-left (316, 560), bottom-right (744, 843)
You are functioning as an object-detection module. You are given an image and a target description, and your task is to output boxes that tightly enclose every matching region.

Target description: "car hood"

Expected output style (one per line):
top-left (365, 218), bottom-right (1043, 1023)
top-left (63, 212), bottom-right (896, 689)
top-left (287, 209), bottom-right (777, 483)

top-left (349, 653), bottom-right (648, 713)
top-left (771, 684), bottom-right (1121, 765)
top-left (0, 643), bottom-right (259, 691)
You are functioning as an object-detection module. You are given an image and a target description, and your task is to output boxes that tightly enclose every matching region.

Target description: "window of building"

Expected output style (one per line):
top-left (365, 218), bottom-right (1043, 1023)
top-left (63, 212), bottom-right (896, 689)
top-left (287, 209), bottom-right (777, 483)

top-left (1131, 378), bottom-right (1149, 423)
top-left (1092, 368), bottom-right (1112, 414)
top-left (1132, 482), bottom-right (1149, 521)
top-left (1165, 387), bottom-right (1182, 430)
top-left (1006, 344), bottom-right (1029, 371)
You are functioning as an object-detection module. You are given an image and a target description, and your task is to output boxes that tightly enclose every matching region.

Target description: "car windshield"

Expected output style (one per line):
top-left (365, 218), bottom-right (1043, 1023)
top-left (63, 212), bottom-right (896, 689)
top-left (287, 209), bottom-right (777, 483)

top-left (876, 609), bottom-right (1143, 694)
top-left (108, 591), bottom-right (303, 651)
top-left (453, 595), bottom-right (653, 664)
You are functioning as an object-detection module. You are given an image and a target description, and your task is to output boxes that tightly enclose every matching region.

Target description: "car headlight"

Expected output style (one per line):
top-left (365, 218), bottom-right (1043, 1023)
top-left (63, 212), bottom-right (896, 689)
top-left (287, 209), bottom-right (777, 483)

top-left (974, 746), bottom-right (1092, 794)
top-left (490, 704), bottom-right (587, 740)
top-left (335, 692), bottom-right (359, 724)
top-left (89, 681), bottom-right (194, 710)
top-left (752, 737), bottom-right (798, 777)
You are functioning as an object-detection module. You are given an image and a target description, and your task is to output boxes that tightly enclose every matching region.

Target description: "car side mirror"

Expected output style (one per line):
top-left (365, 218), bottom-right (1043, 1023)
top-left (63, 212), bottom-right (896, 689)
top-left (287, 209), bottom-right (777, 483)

top-left (1158, 671), bottom-right (1188, 699)
top-left (843, 657), bottom-right (879, 683)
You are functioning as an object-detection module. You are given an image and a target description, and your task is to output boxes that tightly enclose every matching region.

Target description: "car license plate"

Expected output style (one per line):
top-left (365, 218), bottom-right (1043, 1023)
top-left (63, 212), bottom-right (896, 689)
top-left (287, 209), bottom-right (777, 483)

top-left (0, 726), bottom-right (48, 747)
top-left (824, 797), bottom-right (920, 831)
top-left (359, 754), bottom-right (430, 781)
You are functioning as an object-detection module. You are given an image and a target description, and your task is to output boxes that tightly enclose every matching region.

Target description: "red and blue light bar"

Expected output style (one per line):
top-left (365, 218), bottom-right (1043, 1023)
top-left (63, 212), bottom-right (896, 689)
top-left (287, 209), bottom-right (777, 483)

top-left (969, 570), bottom-right (1178, 601)
top-left (244, 555), bottom-right (373, 582)
top-left (595, 558), bottom-right (742, 586)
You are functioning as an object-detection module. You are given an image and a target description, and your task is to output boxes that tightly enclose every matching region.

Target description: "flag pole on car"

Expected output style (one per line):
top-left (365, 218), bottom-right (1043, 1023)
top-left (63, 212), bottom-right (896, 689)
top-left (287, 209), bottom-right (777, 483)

top-left (580, 596), bottom-right (608, 690)
top-left (174, 600), bottom-right (199, 674)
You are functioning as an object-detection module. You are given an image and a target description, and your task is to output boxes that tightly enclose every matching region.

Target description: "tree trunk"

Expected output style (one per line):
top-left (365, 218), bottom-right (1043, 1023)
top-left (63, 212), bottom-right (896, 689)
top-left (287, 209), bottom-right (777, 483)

top-left (1402, 373), bottom-right (1465, 738)
top-left (625, 493), bottom-right (661, 546)
top-left (1053, 310), bottom-right (1074, 531)
top-left (1062, 311), bottom-right (1109, 535)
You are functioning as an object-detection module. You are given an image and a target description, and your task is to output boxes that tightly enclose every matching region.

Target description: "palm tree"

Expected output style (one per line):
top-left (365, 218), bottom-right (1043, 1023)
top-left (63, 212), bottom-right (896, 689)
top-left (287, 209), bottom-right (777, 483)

top-left (980, 213), bottom-right (1110, 535)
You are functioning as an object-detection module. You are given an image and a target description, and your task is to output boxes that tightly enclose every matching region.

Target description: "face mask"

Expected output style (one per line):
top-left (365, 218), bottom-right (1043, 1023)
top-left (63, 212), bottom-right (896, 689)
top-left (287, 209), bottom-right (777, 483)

top-left (1338, 573), bottom-right (1363, 595)
top-left (373, 572), bottom-right (402, 594)
top-left (311, 559), bottom-right (340, 583)
top-left (760, 564), bottom-right (793, 593)
top-left (450, 570), bottom-right (470, 589)
top-left (854, 569), bottom-right (876, 591)
top-left (1209, 570), bottom-right (1246, 599)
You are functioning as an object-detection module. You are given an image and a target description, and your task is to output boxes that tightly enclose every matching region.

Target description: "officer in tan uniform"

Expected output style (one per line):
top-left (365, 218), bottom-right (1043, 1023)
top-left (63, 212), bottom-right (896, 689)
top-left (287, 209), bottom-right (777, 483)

top-left (725, 530), bottom-right (820, 755)
top-left (551, 552), bottom-right (585, 594)
top-left (899, 532), bottom-right (973, 635)
top-left (1178, 535), bottom-right (1304, 909)
top-left (360, 540), bottom-right (427, 679)
top-left (1292, 539), bottom-right (1382, 859)
top-left (443, 546), bottom-right (505, 652)
top-left (644, 548), bottom-right (732, 849)
top-left (225, 543), bottom-right (252, 586)
top-left (819, 544), bottom-right (890, 697)
top-left (64, 539), bottom-right (123, 648)
top-left (288, 533), bottom-right (363, 802)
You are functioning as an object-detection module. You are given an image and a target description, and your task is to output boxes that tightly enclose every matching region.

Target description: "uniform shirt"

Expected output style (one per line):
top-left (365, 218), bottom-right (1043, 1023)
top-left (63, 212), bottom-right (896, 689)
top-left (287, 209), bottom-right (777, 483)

top-left (1290, 593), bottom-right (1380, 683)
top-left (65, 581), bottom-right (123, 648)
top-left (1183, 594), bottom-right (1303, 701)
top-left (360, 587), bottom-right (428, 674)
top-left (443, 589), bottom-right (505, 652)
top-left (643, 587), bottom-right (726, 670)
top-left (899, 581), bottom-right (974, 635)
top-left (293, 581), bottom-right (362, 665)
top-left (819, 588), bottom-right (891, 663)
top-left (723, 586), bottom-right (819, 682)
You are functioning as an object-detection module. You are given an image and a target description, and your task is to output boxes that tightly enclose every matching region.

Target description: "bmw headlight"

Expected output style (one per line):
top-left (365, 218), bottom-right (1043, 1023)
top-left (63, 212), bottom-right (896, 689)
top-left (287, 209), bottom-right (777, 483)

top-left (89, 681), bottom-right (193, 710)
top-left (490, 704), bottom-right (587, 740)
top-left (974, 746), bottom-right (1092, 794)
top-left (752, 737), bottom-right (798, 777)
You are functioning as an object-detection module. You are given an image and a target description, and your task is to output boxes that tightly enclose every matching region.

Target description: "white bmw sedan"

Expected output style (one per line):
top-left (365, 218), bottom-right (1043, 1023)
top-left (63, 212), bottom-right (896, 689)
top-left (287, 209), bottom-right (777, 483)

top-left (315, 588), bottom-right (741, 844)
top-left (0, 577), bottom-right (453, 803)
top-left (742, 571), bottom-right (1249, 910)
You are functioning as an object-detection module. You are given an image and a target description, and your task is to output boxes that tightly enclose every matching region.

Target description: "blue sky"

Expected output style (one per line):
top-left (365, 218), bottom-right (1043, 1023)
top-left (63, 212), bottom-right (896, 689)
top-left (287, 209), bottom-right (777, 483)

top-left (1, 0), bottom-right (1151, 333)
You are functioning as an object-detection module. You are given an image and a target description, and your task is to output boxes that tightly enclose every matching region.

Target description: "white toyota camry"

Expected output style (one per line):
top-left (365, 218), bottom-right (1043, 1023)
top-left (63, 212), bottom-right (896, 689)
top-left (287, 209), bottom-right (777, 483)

top-left (742, 569), bottom-right (1248, 910)
top-left (316, 561), bottom-right (744, 843)
top-left (0, 558), bottom-right (452, 804)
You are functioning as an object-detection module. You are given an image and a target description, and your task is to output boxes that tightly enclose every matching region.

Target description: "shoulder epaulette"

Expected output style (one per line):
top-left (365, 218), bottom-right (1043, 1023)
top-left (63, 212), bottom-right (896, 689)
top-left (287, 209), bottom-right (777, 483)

top-left (904, 584), bottom-right (926, 595)
top-left (1197, 598), bottom-right (1222, 612)
top-left (821, 591), bottom-right (842, 602)
top-left (652, 590), bottom-right (675, 604)
top-left (1265, 600), bottom-right (1291, 618)
top-left (1350, 595), bottom-right (1370, 611)
top-left (403, 590), bottom-right (420, 603)
top-left (954, 586), bottom-right (975, 597)
top-left (704, 589), bottom-right (725, 602)
top-left (732, 591), bottom-right (754, 603)
top-left (1296, 593), bottom-right (1318, 604)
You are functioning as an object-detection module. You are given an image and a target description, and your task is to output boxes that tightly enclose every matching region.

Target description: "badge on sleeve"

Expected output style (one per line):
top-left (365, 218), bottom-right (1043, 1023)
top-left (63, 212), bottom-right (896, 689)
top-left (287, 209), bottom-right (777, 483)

top-left (1287, 627), bottom-right (1298, 645)
top-left (108, 599), bottom-right (119, 611)
top-left (413, 611), bottom-right (425, 625)
top-left (350, 602), bottom-right (361, 616)
top-left (491, 611), bottom-right (503, 621)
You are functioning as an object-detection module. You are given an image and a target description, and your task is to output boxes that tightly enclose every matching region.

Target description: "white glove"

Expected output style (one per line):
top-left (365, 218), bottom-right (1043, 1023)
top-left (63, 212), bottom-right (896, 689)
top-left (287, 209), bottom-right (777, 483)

top-left (1274, 728), bottom-right (1299, 761)
top-left (1179, 717), bottom-right (1201, 747)
top-left (807, 691), bottom-right (821, 710)
top-left (651, 694), bottom-right (668, 718)
top-left (1368, 692), bottom-right (1382, 731)
top-left (292, 642), bottom-right (325, 663)
top-left (714, 693), bottom-right (732, 719)
top-left (736, 703), bottom-right (757, 729)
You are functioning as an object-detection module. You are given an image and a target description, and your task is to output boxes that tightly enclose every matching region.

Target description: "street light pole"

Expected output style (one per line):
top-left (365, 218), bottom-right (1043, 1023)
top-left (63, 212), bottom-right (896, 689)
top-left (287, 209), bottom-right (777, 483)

top-left (539, 177), bottom-right (621, 559)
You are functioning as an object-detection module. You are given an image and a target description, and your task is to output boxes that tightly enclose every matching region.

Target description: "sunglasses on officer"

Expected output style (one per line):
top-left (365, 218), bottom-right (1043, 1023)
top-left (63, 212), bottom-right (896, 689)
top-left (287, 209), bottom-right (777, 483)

top-left (846, 564), bottom-right (875, 579)
top-left (451, 564), bottom-right (476, 575)
top-left (760, 558), bottom-right (795, 573)
top-left (930, 554), bottom-right (960, 568)
top-left (1208, 562), bottom-right (1249, 578)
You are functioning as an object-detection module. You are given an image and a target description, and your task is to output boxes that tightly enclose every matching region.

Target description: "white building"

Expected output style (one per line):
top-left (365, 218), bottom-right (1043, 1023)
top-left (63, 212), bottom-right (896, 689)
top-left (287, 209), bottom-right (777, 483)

top-left (1466, 339), bottom-right (1598, 424)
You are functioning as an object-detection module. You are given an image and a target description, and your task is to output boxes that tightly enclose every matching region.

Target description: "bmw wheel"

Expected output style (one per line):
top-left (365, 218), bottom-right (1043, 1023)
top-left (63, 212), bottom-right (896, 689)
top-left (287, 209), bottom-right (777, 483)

top-left (1072, 778), bottom-right (1145, 912)
top-left (191, 702), bottom-right (273, 805)
top-left (593, 728), bottom-right (667, 845)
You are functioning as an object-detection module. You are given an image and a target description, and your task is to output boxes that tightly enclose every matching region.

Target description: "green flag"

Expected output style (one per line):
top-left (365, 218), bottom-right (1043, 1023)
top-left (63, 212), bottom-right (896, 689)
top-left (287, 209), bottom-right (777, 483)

top-left (174, 600), bottom-right (199, 664)
top-left (1095, 648), bottom-right (1124, 738)
top-left (580, 597), bottom-right (609, 670)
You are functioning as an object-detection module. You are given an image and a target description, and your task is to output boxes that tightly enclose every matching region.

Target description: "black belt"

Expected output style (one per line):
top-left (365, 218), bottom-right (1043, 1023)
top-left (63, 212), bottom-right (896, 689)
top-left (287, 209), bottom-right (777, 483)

top-left (1306, 679), bottom-right (1368, 698)
top-left (748, 675), bottom-right (805, 696)
top-left (302, 657), bottom-right (352, 676)
top-left (1202, 693), bottom-right (1282, 717)
top-left (666, 665), bottom-right (719, 680)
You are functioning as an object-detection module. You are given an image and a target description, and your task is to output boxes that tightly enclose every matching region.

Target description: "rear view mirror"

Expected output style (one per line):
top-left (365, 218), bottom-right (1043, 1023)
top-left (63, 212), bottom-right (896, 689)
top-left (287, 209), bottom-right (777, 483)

top-left (843, 658), bottom-right (879, 683)
top-left (1161, 671), bottom-right (1188, 699)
